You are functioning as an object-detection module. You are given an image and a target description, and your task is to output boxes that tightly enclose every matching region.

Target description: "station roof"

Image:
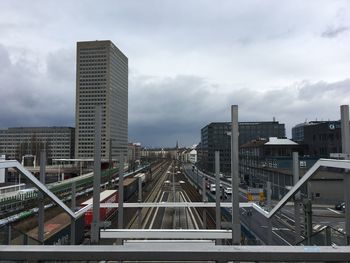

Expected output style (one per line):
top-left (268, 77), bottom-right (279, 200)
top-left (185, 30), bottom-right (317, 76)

top-left (265, 137), bottom-right (298, 145)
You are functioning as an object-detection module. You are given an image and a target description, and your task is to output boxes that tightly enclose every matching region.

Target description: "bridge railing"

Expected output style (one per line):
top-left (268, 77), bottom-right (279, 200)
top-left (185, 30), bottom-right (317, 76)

top-left (1, 244), bottom-right (350, 262)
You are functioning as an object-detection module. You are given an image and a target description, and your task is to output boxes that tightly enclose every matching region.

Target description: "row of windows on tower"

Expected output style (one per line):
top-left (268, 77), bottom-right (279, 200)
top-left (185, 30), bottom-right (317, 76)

top-left (79, 63), bottom-right (106, 67)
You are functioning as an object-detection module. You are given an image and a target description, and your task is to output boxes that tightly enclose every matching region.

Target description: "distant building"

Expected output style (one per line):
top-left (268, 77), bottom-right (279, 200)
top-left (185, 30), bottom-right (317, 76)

top-left (200, 121), bottom-right (285, 173)
top-left (292, 121), bottom-right (344, 157)
top-left (0, 127), bottom-right (75, 164)
top-left (188, 149), bottom-right (197, 164)
top-left (179, 148), bottom-right (197, 164)
top-left (128, 142), bottom-right (141, 163)
top-left (75, 40), bottom-right (128, 160)
top-left (239, 137), bottom-right (315, 199)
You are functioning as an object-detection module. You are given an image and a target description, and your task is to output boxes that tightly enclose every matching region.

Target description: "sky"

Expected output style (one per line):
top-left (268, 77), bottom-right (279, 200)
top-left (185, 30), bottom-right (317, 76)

top-left (0, 1), bottom-right (350, 147)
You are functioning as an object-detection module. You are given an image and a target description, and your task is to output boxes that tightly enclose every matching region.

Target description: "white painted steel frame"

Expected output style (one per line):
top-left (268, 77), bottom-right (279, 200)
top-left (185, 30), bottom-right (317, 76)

top-left (101, 229), bottom-right (232, 239)
top-left (1, 245), bottom-right (350, 262)
top-left (2, 158), bottom-right (350, 222)
top-left (0, 160), bottom-right (75, 218)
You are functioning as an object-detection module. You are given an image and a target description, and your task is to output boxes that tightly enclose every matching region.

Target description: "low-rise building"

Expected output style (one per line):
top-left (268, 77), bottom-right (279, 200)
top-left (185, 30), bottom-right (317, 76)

top-left (0, 127), bottom-right (75, 164)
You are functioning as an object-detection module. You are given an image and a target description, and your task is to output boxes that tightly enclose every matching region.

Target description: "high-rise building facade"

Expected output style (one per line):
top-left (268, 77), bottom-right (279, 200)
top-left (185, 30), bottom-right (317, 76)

top-left (75, 40), bottom-right (128, 160)
top-left (292, 121), bottom-right (343, 157)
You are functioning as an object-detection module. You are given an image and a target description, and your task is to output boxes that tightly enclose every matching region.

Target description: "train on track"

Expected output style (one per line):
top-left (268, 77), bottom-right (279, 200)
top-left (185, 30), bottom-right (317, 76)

top-left (81, 190), bottom-right (118, 228)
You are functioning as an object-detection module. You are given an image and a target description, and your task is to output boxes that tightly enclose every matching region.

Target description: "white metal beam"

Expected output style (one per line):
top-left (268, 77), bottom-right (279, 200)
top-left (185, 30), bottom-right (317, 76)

top-left (2, 245), bottom-right (350, 262)
top-left (0, 160), bottom-right (75, 218)
top-left (100, 229), bottom-right (233, 239)
top-left (268, 159), bottom-right (350, 218)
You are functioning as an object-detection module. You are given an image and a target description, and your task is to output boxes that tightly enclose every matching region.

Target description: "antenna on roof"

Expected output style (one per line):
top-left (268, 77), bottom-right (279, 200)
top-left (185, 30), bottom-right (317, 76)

top-left (273, 116), bottom-right (276, 122)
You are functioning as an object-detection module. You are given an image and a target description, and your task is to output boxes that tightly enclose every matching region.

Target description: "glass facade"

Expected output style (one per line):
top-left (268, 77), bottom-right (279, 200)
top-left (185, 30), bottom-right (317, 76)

top-left (200, 122), bottom-right (285, 173)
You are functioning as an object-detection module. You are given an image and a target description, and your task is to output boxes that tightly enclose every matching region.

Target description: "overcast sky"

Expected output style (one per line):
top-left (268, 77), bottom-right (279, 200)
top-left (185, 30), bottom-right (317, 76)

top-left (1, 1), bottom-right (350, 147)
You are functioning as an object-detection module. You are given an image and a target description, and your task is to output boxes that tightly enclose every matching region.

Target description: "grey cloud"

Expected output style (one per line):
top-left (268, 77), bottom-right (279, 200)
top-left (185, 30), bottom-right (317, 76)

top-left (129, 74), bottom-right (350, 146)
top-left (321, 26), bottom-right (349, 38)
top-left (46, 49), bottom-right (75, 82)
top-left (0, 44), bottom-right (75, 128)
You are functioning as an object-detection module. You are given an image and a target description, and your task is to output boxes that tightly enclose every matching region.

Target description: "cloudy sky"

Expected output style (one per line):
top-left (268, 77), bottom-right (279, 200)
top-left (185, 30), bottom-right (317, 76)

top-left (0, 1), bottom-right (350, 147)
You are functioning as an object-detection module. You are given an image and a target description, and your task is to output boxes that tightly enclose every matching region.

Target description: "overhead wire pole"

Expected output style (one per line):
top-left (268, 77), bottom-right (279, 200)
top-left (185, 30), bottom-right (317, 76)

top-left (38, 150), bottom-right (46, 244)
top-left (91, 105), bottom-right (102, 245)
top-left (340, 105), bottom-right (350, 244)
top-left (70, 181), bottom-right (76, 245)
top-left (215, 151), bottom-right (221, 245)
top-left (138, 176), bottom-right (142, 228)
top-left (293, 152), bottom-right (301, 244)
top-left (118, 154), bottom-right (125, 244)
top-left (109, 139), bottom-right (112, 188)
top-left (266, 181), bottom-right (272, 245)
top-left (172, 161), bottom-right (176, 229)
top-left (231, 105), bottom-right (241, 245)
top-left (202, 172), bottom-right (207, 229)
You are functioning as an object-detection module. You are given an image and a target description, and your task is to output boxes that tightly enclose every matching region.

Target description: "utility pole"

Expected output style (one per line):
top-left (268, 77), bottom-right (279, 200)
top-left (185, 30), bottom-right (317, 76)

top-left (118, 155), bottom-right (124, 230)
top-left (231, 105), bottom-right (241, 245)
top-left (303, 182), bottom-right (313, 245)
top-left (293, 152), bottom-right (301, 244)
top-left (70, 181), bottom-right (76, 245)
top-left (138, 176), bottom-right (142, 228)
top-left (266, 181), bottom-right (272, 245)
top-left (109, 139), bottom-right (112, 188)
top-left (172, 162), bottom-right (176, 229)
top-left (38, 150), bottom-right (46, 244)
top-left (215, 151), bottom-right (221, 245)
top-left (202, 173), bottom-right (207, 229)
top-left (91, 105), bottom-right (102, 245)
top-left (341, 105), bottom-right (350, 244)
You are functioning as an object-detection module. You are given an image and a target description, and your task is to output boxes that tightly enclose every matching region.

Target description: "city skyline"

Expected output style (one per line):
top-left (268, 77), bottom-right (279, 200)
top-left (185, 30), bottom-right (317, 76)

top-left (0, 1), bottom-right (350, 147)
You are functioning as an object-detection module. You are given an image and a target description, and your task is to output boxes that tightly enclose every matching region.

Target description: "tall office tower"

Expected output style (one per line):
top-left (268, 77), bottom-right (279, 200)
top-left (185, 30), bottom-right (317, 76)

top-left (75, 40), bottom-right (128, 160)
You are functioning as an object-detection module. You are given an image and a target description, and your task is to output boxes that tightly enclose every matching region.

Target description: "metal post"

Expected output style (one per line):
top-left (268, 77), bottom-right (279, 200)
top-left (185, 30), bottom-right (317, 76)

top-left (202, 174), bottom-right (207, 229)
top-left (215, 151), bottom-right (221, 245)
top-left (118, 156), bottom-right (124, 230)
top-left (231, 105), bottom-right (241, 245)
top-left (38, 150), bottom-right (46, 244)
top-left (70, 181), bottom-right (76, 245)
top-left (341, 105), bottom-right (350, 244)
top-left (325, 226), bottom-right (332, 246)
top-left (267, 181), bottom-right (272, 245)
top-left (173, 163), bottom-right (176, 203)
top-left (172, 162), bottom-right (176, 229)
top-left (109, 139), bottom-right (112, 187)
top-left (58, 163), bottom-right (61, 182)
top-left (305, 182), bottom-right (313, 246)
top-left (293, 152), bottom-right (301, 244)
top-left (91, 105), bottom-right (102, 245)
top-left (7, 224), bottom-right (11, 245)
top-left (138, 177), bottom-right (142, 228)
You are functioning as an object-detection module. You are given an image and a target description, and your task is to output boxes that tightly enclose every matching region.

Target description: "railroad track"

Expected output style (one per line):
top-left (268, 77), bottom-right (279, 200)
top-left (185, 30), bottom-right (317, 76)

top-left (178, 172), bottom-right (217, 229)
top-left (127, 160), bottom-right (171, 229)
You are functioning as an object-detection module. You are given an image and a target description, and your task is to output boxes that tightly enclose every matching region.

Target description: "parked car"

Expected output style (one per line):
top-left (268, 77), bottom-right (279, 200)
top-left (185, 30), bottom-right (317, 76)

top-left (224, 187), bottom-right (232, 198)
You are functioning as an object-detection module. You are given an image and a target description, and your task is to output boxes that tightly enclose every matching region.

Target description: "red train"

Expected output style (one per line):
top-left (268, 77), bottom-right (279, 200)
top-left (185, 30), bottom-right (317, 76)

top-left (81, 190), bottom-right (118, 227)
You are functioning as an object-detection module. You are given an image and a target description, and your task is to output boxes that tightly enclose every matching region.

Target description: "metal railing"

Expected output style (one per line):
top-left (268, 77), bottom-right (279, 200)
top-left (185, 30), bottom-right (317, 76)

top-left (1, 244), bottom-right (350, 262)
